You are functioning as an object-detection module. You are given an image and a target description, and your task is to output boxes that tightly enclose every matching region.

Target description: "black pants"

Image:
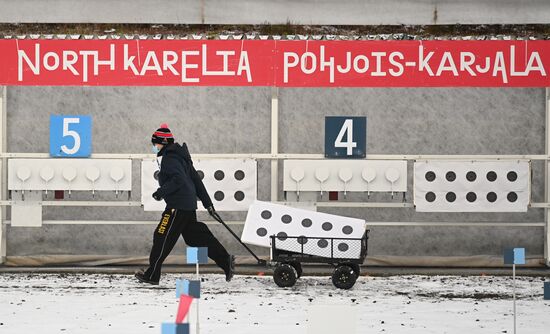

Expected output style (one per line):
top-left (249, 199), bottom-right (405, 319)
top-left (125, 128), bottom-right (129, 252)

top-left (144, 208), bottom-right (230, 282)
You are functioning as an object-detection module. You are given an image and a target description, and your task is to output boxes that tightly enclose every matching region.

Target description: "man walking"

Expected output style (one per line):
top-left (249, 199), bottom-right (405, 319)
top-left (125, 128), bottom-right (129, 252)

top-left (135, 123), bottom-right (235, 285)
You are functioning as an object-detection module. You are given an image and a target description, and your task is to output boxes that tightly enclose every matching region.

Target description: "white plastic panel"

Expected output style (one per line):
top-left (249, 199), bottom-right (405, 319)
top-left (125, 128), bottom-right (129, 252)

top-left (11, 202), bottom-right (42, 227)
top-left (141, 158), bottom-right (257, 211)
top-left (414, 160), bottom-right (530, 212)
top-left (242, 200), bottom-right (366, 259)
top-left (8, 159), bottom-right (132, 191)
top-left (10, 191), bottom-right (43, 227)
top-left (283, 160), bottom-right (407, 193)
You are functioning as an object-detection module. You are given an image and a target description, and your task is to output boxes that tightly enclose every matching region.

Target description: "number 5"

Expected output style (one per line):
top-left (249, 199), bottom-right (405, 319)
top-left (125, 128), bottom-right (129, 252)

top-left (61, 118), bottom-right (81, 155)
top-left (334, 119), bottom-right (357, 155)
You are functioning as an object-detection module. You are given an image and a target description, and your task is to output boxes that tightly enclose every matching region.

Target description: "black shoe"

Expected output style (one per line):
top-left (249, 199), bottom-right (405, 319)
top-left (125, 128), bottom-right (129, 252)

top-left (134, 270), bottom-right (159, 285)
top-left (225, 255), bottom-right (235, 282)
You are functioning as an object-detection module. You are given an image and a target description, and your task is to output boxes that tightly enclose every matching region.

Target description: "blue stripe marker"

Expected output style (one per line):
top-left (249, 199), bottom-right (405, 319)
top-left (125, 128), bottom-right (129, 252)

top-left (187, 247), bottom-right (208, 264)
top-left (161, 323), bottom-right (189, 334)
top-left (176, 279), bottom-right (201, 299)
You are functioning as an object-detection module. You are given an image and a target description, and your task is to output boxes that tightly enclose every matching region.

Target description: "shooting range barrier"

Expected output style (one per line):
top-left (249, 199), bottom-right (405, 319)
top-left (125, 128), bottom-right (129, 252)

top-left (0, 39), bottom-right (550, 268)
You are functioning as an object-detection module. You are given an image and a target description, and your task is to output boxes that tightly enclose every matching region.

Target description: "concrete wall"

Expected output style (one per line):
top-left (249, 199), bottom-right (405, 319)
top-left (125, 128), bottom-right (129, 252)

top-left (1, 0), bottom-right (549, 25)
top-left (4, 86), bottom-right (546, 264)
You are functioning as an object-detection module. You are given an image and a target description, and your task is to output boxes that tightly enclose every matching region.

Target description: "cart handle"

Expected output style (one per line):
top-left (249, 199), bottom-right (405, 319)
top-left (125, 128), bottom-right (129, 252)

top-left (211, 212), bottom-right (267, 266)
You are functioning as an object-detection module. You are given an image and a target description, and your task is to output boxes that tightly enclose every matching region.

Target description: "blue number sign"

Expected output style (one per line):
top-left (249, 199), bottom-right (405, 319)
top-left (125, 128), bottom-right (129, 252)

top-left (325, 116), bottom-right (366, 158)
top-left (50, 115), bottom-right (92, 157)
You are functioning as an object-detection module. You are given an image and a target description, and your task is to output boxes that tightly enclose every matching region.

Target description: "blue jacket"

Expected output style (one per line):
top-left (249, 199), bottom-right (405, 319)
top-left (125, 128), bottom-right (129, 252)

top-left (155, 142), bottom-right (212, 210)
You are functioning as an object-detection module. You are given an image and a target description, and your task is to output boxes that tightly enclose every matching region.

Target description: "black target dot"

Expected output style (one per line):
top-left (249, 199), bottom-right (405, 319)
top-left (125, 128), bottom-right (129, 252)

top-left (425, 171), bottom-right (436, 182)
top-left (466, 192), bottom-right (477, 202)
top-left (446, 171), bottom-right (456, 182)
top-left (507, 192), bottom-right (518, 202)
top-left (234, 170), bottom-right (245, 181)
top-left (214, 170), bottom-right (225, 181)
top-left (466, 171), bottom-right (477, 182)
top-left (261, 210), bottom-right (272, 219)
top-left (338, 243), bottom-right (349, 252)
top-left (277, 232), bottom-right (287, 241)
top-left (256, 228), bottom-right (267, 237)
top-left (297, 236), bottom-right (308, 245)
top-left (281, 215), bottom-right (292, 224)
top-left (153, 170), bottom-right (159, 180)
top-left (301, 218), bottom-right (312, 228)
top-left (425, 192), bottom-right (436, 202)
top-left (507, 171), bottom-right (518, 182)
top-left (486, 171), bottom-right (497, 182)
top-left (322, 222), bottom-right (333, 231)
top-left (446, 192), bottom-right (456, 202)
top-left (342, 226), bottom-right (353, 235)
top-left (197, 170), bottom-right (204, 180)
top-left (234, 191), bottom-right (245, 201)
top-left (214, 191), bottom-right (224, 201)
top-left (487, 192), bottom-right (497, 202)
top-left (317, 239), bottom-right (328, 248)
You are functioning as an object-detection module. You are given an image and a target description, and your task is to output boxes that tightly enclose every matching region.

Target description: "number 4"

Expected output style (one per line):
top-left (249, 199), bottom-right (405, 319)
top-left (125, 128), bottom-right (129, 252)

top-left (61, 118), bottom-right (81, 155)
top-left (334, 119), bottom-right (357, 155)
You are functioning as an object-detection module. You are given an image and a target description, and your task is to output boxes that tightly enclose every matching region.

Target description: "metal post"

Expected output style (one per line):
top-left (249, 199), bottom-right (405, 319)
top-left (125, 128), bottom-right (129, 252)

top-left (0, 86), bottom-right (6, 264)
top-left (513, 263), bottom-right (516, 334)
top-left (196, 262), bottom-right (200, 334)
top-left (270, 87), bottom-right (279, 202)
top-left (545, 87), bottom-right (550, 267)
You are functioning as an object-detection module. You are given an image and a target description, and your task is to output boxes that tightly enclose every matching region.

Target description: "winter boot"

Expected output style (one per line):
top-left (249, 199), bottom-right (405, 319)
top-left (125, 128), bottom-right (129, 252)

top-left (134, 270), bottom-right (159, 285)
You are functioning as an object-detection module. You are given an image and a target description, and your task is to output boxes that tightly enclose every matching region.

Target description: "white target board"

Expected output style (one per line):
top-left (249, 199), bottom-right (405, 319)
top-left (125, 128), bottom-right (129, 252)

top-left (414, 160), bottom-right (530, 212)
top-left (141, 158), bottom-right (257, 211)
top-left (283, 160), bottom-right (407, 193)
top-left (8, 159), bottom-right (132, 192)
top-left (242, 201), bottom-right (366, 259)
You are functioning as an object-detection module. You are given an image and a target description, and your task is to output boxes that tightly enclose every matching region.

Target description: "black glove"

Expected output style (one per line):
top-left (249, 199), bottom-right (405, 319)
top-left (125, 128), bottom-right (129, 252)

top-left (152, 190), bottom-right (162, 201)
top-left (206, 205), bottom-right (216, 216)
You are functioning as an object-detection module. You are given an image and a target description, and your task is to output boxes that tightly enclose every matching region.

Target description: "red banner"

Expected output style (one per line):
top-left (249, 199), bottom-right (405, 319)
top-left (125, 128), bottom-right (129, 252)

top-left (1, 40), bottom-right (549, 87)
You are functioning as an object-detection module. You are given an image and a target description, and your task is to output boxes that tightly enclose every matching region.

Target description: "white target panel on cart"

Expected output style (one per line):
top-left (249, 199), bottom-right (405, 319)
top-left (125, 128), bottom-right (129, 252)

top-left (414, 160), bottom-right (530, 212)
top-left (7, 159), bottom-right (132, 192)
top-left (141, 158), bottom-right (257, 211)
top-left (283, 160), bottom-right (407, 194)
top-left (242, 201), bottom-right (366, 259)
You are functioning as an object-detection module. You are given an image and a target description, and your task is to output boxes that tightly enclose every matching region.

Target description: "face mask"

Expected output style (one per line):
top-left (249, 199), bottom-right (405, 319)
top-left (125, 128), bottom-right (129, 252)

top-left (152, 145), bottom-right (160, 154)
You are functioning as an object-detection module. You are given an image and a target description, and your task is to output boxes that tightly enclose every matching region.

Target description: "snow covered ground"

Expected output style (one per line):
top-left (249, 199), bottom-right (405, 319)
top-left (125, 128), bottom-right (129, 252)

top-left (0, 272), bottom-right (549, 334)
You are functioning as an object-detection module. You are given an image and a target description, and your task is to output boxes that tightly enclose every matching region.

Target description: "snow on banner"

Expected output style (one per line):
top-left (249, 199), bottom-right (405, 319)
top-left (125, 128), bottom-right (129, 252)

top-left (0, 40), bottom-right (549, 86)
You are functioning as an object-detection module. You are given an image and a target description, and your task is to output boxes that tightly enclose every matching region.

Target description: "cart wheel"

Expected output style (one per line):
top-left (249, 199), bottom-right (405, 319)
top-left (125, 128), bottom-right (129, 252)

top-left (273, 264), bottom-right (298, 288)
top-left (348, 263), bottom-right (360, 279)
top-left (287, 261), bottom-right (303, 279)
top-left (332, 265), bottom-right (357, 290)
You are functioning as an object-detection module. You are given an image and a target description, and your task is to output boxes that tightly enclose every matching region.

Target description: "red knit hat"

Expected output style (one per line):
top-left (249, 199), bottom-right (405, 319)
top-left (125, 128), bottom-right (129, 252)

top-left (151, 123), bottom-right (174, 145)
